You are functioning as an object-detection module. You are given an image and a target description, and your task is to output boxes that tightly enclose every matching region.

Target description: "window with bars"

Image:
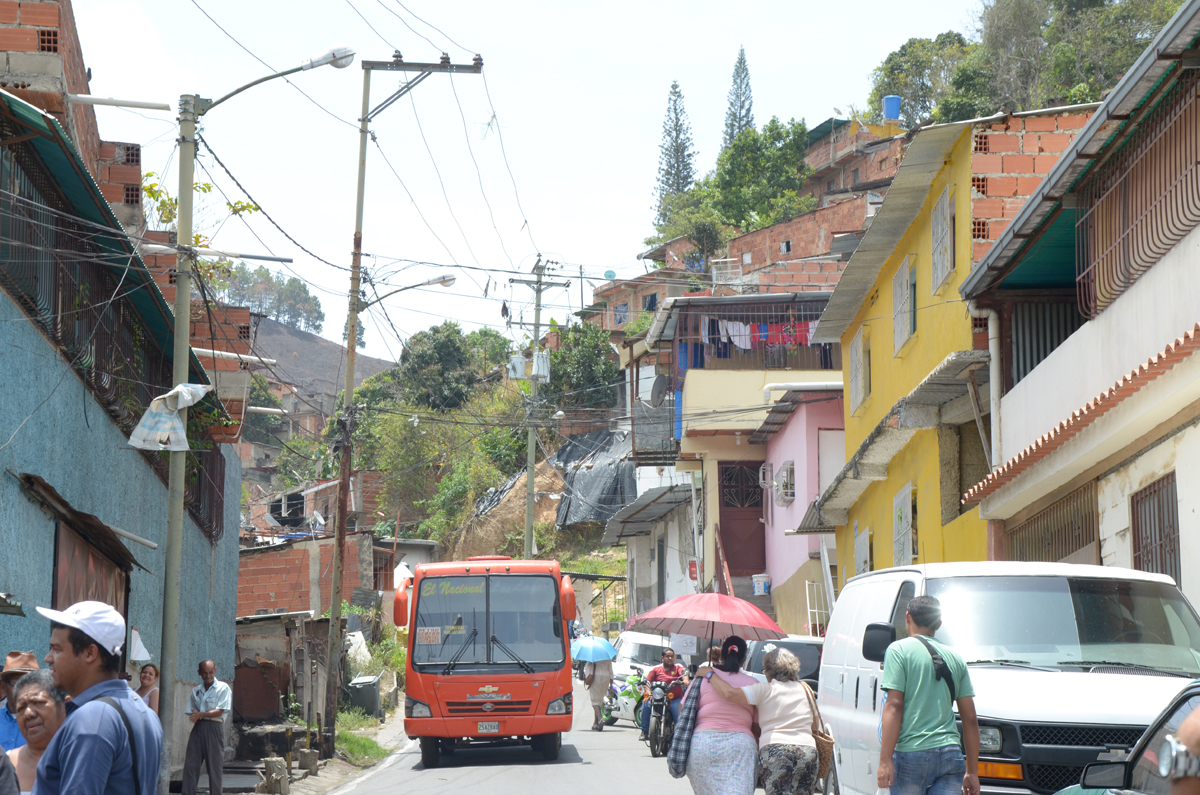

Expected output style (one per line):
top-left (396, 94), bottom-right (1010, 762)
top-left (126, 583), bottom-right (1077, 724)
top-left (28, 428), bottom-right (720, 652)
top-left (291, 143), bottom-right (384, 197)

top-left (123, 185), bottom-right (141, 205)
top-left (774, 461), bottom-right (795, 506)
top-left (893, 482), bottom-right (913, 566)
top-left (37, 29), bottom-right (57, 53)
top-left (849, 325), bottom-right (869, 413)
top-left (932, 187), bottom-right (952, 290)
top-left (612, 302), bottom-right (629, 326)
top-left (1005, 481), bottom-right (1098, 562)
top-left (1131, 472), bottom-right (1180, 584)
top-left (893, 255), bottom-right (915, 354)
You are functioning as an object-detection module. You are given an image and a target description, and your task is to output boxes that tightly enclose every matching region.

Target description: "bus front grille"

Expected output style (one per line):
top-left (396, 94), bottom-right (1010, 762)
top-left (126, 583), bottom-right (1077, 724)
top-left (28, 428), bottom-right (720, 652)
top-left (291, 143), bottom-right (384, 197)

top-left (444, 700), bottom-right (534, 715)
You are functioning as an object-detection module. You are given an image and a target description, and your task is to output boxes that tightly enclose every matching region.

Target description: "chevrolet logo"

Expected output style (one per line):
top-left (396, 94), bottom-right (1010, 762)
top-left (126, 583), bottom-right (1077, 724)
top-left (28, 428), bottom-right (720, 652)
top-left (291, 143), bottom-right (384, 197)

top-left (478, 685), bottom-right (500, 693)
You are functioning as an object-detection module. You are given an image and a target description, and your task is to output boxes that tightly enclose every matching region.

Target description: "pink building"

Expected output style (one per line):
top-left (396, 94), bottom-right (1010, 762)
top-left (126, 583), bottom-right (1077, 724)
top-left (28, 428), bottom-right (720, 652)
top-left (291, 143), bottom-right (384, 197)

top-left (751, 390), bottom-right (844, 635)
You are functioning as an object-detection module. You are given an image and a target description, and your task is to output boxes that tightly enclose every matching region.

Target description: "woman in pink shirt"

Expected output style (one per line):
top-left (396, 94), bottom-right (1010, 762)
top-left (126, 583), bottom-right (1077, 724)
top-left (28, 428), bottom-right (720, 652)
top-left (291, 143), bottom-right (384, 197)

top-left (685, 636), bottom-right (759, 795)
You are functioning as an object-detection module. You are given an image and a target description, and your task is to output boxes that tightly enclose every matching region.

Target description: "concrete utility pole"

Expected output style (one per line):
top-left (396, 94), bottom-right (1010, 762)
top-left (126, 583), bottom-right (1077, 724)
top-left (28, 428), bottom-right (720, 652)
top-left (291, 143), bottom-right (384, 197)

top-left (327, 51), bottom-right (480, 749)
top-left (157, 47), bottom-right (355, 794)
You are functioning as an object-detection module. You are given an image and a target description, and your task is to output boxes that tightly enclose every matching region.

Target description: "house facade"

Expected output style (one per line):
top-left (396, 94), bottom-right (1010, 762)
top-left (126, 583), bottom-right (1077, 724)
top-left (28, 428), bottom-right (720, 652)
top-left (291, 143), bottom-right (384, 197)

top-left (959, 1), bottom-right (1200, 602)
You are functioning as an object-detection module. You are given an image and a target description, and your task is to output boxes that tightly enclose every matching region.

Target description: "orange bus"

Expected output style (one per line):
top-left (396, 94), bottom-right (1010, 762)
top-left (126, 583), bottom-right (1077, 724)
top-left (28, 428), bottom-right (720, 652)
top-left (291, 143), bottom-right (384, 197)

top-left (394, 556), bottom-right (578, 768)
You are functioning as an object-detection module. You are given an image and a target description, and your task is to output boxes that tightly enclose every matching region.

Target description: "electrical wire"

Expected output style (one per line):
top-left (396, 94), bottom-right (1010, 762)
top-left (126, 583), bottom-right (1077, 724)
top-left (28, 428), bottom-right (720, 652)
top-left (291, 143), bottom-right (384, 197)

top-left (448, 72), bottom-right (515, 268)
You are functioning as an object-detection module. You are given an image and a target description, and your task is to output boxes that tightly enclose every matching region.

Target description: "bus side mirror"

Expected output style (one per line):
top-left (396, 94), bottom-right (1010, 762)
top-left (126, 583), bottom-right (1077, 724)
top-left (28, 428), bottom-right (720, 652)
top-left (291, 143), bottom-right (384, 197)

top-left (560, 575), bottom-right (577, 622)
top-left (393, 578), bottom-right (409, 628)
top-left (862, 622), bottom-right (896, 662)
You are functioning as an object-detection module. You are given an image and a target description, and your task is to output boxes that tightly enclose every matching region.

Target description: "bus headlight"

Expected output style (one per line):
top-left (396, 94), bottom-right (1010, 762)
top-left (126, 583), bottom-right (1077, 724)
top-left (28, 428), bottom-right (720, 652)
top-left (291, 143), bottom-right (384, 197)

top-left (979, 726), bottom-right (1003, 754)
top-left (546, 693), bottom-right (572, 715)
top-left (405, 696), bottom-right (432, 718)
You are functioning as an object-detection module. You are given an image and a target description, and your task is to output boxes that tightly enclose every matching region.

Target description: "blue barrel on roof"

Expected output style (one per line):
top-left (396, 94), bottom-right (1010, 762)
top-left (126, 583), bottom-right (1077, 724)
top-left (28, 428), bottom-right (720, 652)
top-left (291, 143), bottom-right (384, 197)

top-left (883, 95), bottom-right (902, 121)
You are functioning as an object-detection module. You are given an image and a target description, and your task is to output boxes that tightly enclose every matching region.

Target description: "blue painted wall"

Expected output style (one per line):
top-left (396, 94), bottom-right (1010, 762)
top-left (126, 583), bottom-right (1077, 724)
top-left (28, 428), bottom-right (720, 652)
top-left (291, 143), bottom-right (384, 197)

top-left (0, 290), bottom-right (240, 677)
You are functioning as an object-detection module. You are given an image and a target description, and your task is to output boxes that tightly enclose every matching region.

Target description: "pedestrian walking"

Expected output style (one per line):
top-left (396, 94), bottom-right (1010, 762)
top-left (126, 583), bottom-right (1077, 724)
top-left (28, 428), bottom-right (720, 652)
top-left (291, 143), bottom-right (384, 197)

top-left (182, 659), bottom-right (232, 795)
top-left (34, 600), bottom-right (162, 795)
top-left (7, 670), bottom-right (66, 794)
top-left (701, 646), bottom-right (823, 795)
top-left (133, 663), bottom-right (160, 715)
top-left (0, 653), bottom-right (38, 752)
top-left (639, 648), bottom-right (689, 741)
top-left (877, 596), bottom-right (979, 795)
top-left (583, 658), bottom-right (613, 731)
top-left (685, 636), bottom-right (759, 795)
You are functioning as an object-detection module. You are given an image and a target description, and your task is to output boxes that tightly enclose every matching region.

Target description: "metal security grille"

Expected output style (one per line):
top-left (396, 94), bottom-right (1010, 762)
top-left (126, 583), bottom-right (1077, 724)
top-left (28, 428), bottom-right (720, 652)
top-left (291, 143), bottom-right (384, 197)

top-left (721, 466), bottom-right (762, 508)
top-left (1005, 482), bottom-right (1097, 563)
top-left (1131, 472), bottom-right (1181, 583)
top-left (1026, 765), bottom-right (1083, 793)
top-left (1076, 69), bottom-right (1200, 318)
top-left (1011, 303), bottom-right (1085, 384)
top-left (671, 300), bottom-right (839, 375)
top-left (1020, 725), bottom-right (1144, 747)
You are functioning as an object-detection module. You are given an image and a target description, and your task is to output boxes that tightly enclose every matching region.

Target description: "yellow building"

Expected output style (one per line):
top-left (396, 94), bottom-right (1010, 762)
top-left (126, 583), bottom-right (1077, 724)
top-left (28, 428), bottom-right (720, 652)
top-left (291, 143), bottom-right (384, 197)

top-left (806, 105), bottom-right (1097, 583)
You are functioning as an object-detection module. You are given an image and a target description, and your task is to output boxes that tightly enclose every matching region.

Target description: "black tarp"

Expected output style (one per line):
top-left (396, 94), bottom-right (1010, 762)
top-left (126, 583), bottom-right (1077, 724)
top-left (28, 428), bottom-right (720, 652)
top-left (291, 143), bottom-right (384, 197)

top-left (551, 431), bottom-right (636, 530)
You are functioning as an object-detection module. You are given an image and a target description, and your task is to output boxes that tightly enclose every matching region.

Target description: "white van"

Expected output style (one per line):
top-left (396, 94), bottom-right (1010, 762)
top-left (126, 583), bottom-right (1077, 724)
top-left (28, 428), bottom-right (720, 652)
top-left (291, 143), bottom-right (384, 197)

top-left (819, 562), bottom-right (1200, 795)
top-left (611, 630), bottom-right (671, 682)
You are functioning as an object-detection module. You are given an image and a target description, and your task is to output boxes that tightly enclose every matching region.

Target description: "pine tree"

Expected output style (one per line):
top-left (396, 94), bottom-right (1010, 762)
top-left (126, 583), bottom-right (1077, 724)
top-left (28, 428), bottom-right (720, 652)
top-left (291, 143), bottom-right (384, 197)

top-left (654, 80), bottom-right (696, 228)
top-left (723, 47), bottom-right (755, 149)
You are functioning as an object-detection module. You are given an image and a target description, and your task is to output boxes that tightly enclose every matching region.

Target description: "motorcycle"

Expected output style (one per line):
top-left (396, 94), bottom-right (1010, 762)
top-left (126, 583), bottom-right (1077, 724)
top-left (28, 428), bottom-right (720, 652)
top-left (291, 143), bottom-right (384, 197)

top-left (646, 677), bottom-right (683, 758)
top-left (602, 666), bottom-right (645, 727)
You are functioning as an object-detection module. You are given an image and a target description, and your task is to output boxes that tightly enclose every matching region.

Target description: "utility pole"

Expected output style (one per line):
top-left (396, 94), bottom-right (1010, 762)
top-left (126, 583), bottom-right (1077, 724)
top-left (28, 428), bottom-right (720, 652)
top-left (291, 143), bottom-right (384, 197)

top-left (327, 50), bottom-right (481, 749)
top-left (510, 259), bottom-right (569, 559)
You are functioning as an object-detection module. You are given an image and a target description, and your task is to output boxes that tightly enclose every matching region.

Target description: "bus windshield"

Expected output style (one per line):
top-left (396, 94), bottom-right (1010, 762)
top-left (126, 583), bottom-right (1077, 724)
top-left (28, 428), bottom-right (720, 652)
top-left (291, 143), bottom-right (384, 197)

top-left (927, 576), bottom-right (1200, 676)
top-left (412, 574), bottom-right (564, 671)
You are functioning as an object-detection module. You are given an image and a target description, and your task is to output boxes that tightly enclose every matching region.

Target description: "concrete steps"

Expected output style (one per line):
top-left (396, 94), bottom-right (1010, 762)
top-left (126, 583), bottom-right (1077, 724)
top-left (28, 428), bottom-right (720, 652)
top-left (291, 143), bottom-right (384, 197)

top-left (731, 575), bottom-right (777, 624)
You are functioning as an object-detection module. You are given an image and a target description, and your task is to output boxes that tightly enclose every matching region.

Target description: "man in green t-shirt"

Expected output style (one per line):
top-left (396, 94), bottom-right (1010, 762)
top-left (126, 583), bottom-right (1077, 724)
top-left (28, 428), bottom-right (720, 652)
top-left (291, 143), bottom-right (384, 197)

top-left (878, 595), bottom-right (980, 795)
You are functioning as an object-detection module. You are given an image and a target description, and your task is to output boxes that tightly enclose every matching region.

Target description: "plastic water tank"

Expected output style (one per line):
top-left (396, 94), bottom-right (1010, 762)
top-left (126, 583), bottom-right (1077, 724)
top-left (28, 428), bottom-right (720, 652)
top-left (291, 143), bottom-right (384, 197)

top-left (883, 95), bottom-right (902, 122)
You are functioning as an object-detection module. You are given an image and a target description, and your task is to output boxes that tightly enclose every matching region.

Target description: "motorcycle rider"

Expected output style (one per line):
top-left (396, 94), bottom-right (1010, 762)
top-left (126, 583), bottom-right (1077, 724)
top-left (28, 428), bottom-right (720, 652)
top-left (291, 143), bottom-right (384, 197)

top-left (639, 648), bottom-right (689, 741)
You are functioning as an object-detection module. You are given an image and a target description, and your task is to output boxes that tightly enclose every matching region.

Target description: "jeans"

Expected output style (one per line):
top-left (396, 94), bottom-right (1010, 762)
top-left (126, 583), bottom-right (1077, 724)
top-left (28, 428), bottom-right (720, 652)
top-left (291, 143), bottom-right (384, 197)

top-left (891, 746), bottom-right (967, 795)
top-left (640, 697), bottom-right (680, 732)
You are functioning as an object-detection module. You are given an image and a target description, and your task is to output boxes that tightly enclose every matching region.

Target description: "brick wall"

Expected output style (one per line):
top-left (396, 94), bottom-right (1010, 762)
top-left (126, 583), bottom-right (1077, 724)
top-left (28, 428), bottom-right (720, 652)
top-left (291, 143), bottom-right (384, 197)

top-left (970, 111), bottom-right (1093, 262)
top-left (236, 532), bottom-right (376, 617)
top-left (806, 134), bottom-right (904, 205)
top-left (729, 195), bottom-right (868, 270)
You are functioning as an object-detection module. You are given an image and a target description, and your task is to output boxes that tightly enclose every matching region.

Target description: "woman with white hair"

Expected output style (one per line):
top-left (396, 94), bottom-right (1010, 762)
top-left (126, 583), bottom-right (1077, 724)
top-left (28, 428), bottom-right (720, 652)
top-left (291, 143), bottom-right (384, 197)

top-left (699, 646), bottom-right (820, 795)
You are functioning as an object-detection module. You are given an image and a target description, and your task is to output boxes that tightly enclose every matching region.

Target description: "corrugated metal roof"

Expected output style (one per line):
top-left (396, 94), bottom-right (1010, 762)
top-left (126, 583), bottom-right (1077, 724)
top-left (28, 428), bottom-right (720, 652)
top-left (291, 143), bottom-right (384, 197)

top-left (807, 117), bottom-right (850, 146)
top-left (601, 484), bottom-right (692, 547)
top-left (959, 0), bottom-right (1200, 298)
top-left (811, 119), bottom-right (986, 344)
top-left (647, 292), bottom-right (833, 347)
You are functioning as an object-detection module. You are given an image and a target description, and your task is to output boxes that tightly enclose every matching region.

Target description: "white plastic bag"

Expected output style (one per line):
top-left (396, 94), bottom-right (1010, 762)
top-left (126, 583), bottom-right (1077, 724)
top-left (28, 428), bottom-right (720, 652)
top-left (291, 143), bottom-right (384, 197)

top-left (128, 383), bottom-right (214, 451)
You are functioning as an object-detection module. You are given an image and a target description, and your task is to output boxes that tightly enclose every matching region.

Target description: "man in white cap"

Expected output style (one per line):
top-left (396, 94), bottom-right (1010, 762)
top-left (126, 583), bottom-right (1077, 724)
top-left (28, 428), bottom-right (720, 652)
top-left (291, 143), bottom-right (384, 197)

top-left (33, 600), bottom-right (162, 795)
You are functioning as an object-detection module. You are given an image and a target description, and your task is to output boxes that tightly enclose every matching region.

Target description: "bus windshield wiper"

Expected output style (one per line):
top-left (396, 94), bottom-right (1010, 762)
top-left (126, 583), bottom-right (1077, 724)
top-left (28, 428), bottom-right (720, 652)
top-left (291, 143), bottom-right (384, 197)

top-left (1056, 660), bottom-right (1193, 677)
top-left (441, 627), bottom-right (478, 675)
top-left (490, 635), bottom-right (535, 674)
top-left (966, 659), bottom-right (1057, 671)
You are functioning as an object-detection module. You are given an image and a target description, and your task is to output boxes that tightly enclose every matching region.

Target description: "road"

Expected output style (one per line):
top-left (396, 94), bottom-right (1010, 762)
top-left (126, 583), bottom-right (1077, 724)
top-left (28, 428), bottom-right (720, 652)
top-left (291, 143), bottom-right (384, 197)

top-left (332, 680), bottom-right (694, 795)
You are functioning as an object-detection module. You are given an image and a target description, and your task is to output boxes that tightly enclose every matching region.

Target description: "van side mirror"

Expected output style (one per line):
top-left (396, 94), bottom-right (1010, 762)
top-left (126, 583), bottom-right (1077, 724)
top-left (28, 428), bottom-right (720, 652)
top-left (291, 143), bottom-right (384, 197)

top-left (863, 622), bottom-right (897, 662)
top-left (1080, 762), bottom-right (1126, 789)
top-left (393, 578), bottom-right (409, 628)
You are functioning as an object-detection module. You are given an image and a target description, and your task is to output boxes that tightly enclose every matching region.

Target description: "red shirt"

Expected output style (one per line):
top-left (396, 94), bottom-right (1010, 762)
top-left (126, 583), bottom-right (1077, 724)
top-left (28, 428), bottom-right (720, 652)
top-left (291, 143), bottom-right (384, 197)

top-left (646, 663), bottom-right (687, 699)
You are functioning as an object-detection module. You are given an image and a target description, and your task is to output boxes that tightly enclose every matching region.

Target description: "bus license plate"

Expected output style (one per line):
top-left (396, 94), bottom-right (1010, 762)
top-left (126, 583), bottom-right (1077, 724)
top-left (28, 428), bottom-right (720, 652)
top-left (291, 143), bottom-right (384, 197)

top-left (478, 721), bottom-right (499, 734)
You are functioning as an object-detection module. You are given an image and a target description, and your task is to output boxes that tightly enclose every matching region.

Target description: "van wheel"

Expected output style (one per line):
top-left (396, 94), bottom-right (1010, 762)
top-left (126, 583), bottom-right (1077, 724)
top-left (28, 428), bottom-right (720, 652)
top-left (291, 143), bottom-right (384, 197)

top-left (823, 762), bottom-right (839, 795)
top-left (419, 737), bottom-right (440, 769)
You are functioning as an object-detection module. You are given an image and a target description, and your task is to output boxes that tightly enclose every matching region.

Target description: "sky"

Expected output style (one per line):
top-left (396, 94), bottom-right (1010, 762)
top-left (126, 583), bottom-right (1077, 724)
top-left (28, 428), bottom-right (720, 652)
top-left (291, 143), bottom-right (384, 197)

top-left (74, 0), bottom-right (980, 364)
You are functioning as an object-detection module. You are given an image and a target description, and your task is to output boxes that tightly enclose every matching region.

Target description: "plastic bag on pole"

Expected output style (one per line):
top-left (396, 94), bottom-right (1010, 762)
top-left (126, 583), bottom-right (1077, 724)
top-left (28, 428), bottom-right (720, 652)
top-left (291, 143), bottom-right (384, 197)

top-left (128, 384), bottom-right (214, 451)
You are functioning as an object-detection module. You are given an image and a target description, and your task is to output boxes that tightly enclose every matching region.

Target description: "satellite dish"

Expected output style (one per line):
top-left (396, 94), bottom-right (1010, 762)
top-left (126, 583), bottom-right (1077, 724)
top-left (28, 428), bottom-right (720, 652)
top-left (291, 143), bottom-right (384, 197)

top-left (650, 374), bottom-right (669, 408)
top-left (604, 270), bottom-right (617, 280)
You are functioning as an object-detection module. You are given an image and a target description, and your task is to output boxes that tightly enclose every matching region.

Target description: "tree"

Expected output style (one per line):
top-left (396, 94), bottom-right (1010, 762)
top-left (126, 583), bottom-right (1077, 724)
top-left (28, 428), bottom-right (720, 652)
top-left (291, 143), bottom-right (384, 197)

top-left (650, 180), bottom-right (733, 268)
top-left (343, 315), bottom-right (366, 349)
top-left (723, 47), bottom-right (755, 150)
top-left (712, 117), bottom-right (815, 231)
top-left (547, 322), bottom-right (620, 409)
top-left (223, 263), bottom-right (325, 333)
top-left (465, 327), bottom-right (513, 374)
top-left (397, 321), bottom-right (477, 410)
top-left (242, 374), bottom-right (283, 445)
top-left (867, 32), bottom-right (975, 127)
top-left (654, 81), bottom-right (697, 228)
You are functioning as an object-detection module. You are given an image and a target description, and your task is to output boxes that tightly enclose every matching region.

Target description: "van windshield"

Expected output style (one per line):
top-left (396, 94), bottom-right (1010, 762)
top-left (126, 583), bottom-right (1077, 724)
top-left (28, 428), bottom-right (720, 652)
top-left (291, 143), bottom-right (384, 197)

top-left (926, 576), bottom-right (1200, 675)
top-left (617, 642), bottom-right (666, 666)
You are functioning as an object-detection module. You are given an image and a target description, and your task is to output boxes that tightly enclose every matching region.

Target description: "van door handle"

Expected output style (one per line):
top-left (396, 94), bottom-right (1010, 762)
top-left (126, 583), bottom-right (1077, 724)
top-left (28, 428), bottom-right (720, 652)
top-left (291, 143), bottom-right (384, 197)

top-left (871, 677), bottom-right (878, 711)
top-left (854, 676), bottom-right (860, 709)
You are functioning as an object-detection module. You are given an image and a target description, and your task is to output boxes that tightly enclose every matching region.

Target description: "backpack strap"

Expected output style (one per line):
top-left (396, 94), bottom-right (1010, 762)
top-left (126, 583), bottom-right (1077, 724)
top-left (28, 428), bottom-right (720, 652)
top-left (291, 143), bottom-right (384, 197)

top-left (97, 696), bottom-right (140, 795)
top-left (913, 635), bottom-right (957, 705)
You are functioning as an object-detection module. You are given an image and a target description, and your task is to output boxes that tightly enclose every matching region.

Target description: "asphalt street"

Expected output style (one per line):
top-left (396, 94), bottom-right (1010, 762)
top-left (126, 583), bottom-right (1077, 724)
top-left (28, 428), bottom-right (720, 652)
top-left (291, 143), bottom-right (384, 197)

top-left (331, 680), bottom-right (695, 795)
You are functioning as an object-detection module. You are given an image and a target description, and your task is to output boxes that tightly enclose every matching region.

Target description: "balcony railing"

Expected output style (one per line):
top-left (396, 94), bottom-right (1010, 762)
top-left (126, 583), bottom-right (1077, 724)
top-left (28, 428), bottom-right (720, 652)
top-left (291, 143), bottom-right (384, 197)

top-left (670, 301), bottom-right (841, 375)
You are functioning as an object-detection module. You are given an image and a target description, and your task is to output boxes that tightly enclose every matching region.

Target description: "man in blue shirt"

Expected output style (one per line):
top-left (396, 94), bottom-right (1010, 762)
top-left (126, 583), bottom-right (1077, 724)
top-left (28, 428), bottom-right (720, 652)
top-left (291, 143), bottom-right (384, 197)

top-left (34, 601), bottom-right (162, 795)
top-left (0, 651), bottom-right (38, 751)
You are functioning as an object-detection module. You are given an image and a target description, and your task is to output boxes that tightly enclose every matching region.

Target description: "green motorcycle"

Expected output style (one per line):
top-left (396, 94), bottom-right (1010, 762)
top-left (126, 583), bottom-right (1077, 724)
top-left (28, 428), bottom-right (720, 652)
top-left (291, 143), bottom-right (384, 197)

top-left (602, 666), bottom-right (646, 726)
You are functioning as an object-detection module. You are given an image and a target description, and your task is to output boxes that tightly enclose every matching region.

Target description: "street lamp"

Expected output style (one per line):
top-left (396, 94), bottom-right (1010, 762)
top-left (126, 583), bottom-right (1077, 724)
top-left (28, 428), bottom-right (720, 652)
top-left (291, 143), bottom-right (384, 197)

top-left (158, 45), bottom-right (354, 794)
top-left (361, 273), bottom-right (456, 309)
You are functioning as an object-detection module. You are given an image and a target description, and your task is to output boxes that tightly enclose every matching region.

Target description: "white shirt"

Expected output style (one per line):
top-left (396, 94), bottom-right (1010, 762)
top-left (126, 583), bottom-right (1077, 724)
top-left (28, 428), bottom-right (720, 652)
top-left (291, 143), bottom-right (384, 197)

top-left (188, 680), bottom-right (232, 722)
top-left (741, 680), bottom-right (816, 749)
top-left (583, 660), bottom-right (613, 680)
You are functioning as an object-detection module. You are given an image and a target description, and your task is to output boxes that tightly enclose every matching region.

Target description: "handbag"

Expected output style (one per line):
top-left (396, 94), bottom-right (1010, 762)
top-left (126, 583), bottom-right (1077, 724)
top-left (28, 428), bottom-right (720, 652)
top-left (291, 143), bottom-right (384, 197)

top-left (667, 677), bottom-right (703, 779)
top-left (802, 682), bottom-right (835, 779)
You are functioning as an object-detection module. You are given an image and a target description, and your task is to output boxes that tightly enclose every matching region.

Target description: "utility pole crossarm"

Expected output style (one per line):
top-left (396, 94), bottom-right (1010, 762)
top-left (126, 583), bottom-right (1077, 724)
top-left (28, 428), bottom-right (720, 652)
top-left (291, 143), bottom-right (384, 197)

top-left (361, 57), bottom-right (483, 73)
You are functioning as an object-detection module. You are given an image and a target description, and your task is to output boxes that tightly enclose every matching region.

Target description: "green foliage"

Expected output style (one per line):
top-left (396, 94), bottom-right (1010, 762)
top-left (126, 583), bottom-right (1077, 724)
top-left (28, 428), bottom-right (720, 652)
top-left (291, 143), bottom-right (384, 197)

top-left (275, 437), bottom-right (329, 489)
top-left (723, 47), bottom-right (755, 150)
top-left (547, 322), bottom-right (620, 409)
top-left (336, 708), bottom-right (377, 732)
top-left (932, 48), bottom-right (997, 123)
top-left (648, 180), bottom-right (735, 267)
top-left (867, 32), bottom-right (974, 127)
top-left (712, 117), bottom-right (816, 231)
top-left (418, 448), bottom-right (506, 542)
top-left (221, 263), bottom-right (325, 333)
top-left (465, 328), bottom-right (513, 374)
top-left (655, 80), bottom-right (697, 228)
top-left (623, 310), bottom-right (655, 336)
top-left (241, 374), bottom-right (282, 444)
top-left (343, 315), bottom-right (366, 349)
top-left (336, 730), bottom-right (389, 765)
top-left (397, 322), bottom-right (477, 410)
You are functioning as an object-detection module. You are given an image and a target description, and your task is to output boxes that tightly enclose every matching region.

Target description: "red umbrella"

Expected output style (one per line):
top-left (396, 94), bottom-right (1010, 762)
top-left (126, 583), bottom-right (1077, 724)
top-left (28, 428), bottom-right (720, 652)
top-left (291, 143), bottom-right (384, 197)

top-left (628, 592), bottom-right (786, 642)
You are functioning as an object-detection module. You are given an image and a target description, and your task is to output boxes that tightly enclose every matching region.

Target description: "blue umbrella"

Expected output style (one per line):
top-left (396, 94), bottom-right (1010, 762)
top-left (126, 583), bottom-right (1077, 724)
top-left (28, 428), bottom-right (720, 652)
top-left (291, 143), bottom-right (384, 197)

top-left (571, 635), bottom-right (618, 662)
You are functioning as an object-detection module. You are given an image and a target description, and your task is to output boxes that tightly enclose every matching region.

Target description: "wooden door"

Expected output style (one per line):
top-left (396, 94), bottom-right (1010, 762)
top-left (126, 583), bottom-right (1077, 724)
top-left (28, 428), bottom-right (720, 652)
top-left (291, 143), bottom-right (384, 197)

top-left (718, 463), bottom-right (765, 575)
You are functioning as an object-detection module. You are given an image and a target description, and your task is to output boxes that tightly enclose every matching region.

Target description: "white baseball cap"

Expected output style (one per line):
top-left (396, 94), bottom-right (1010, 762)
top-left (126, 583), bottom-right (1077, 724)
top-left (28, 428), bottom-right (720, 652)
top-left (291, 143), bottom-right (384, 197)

top-left (36, 601), bottom-right (126, 656)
